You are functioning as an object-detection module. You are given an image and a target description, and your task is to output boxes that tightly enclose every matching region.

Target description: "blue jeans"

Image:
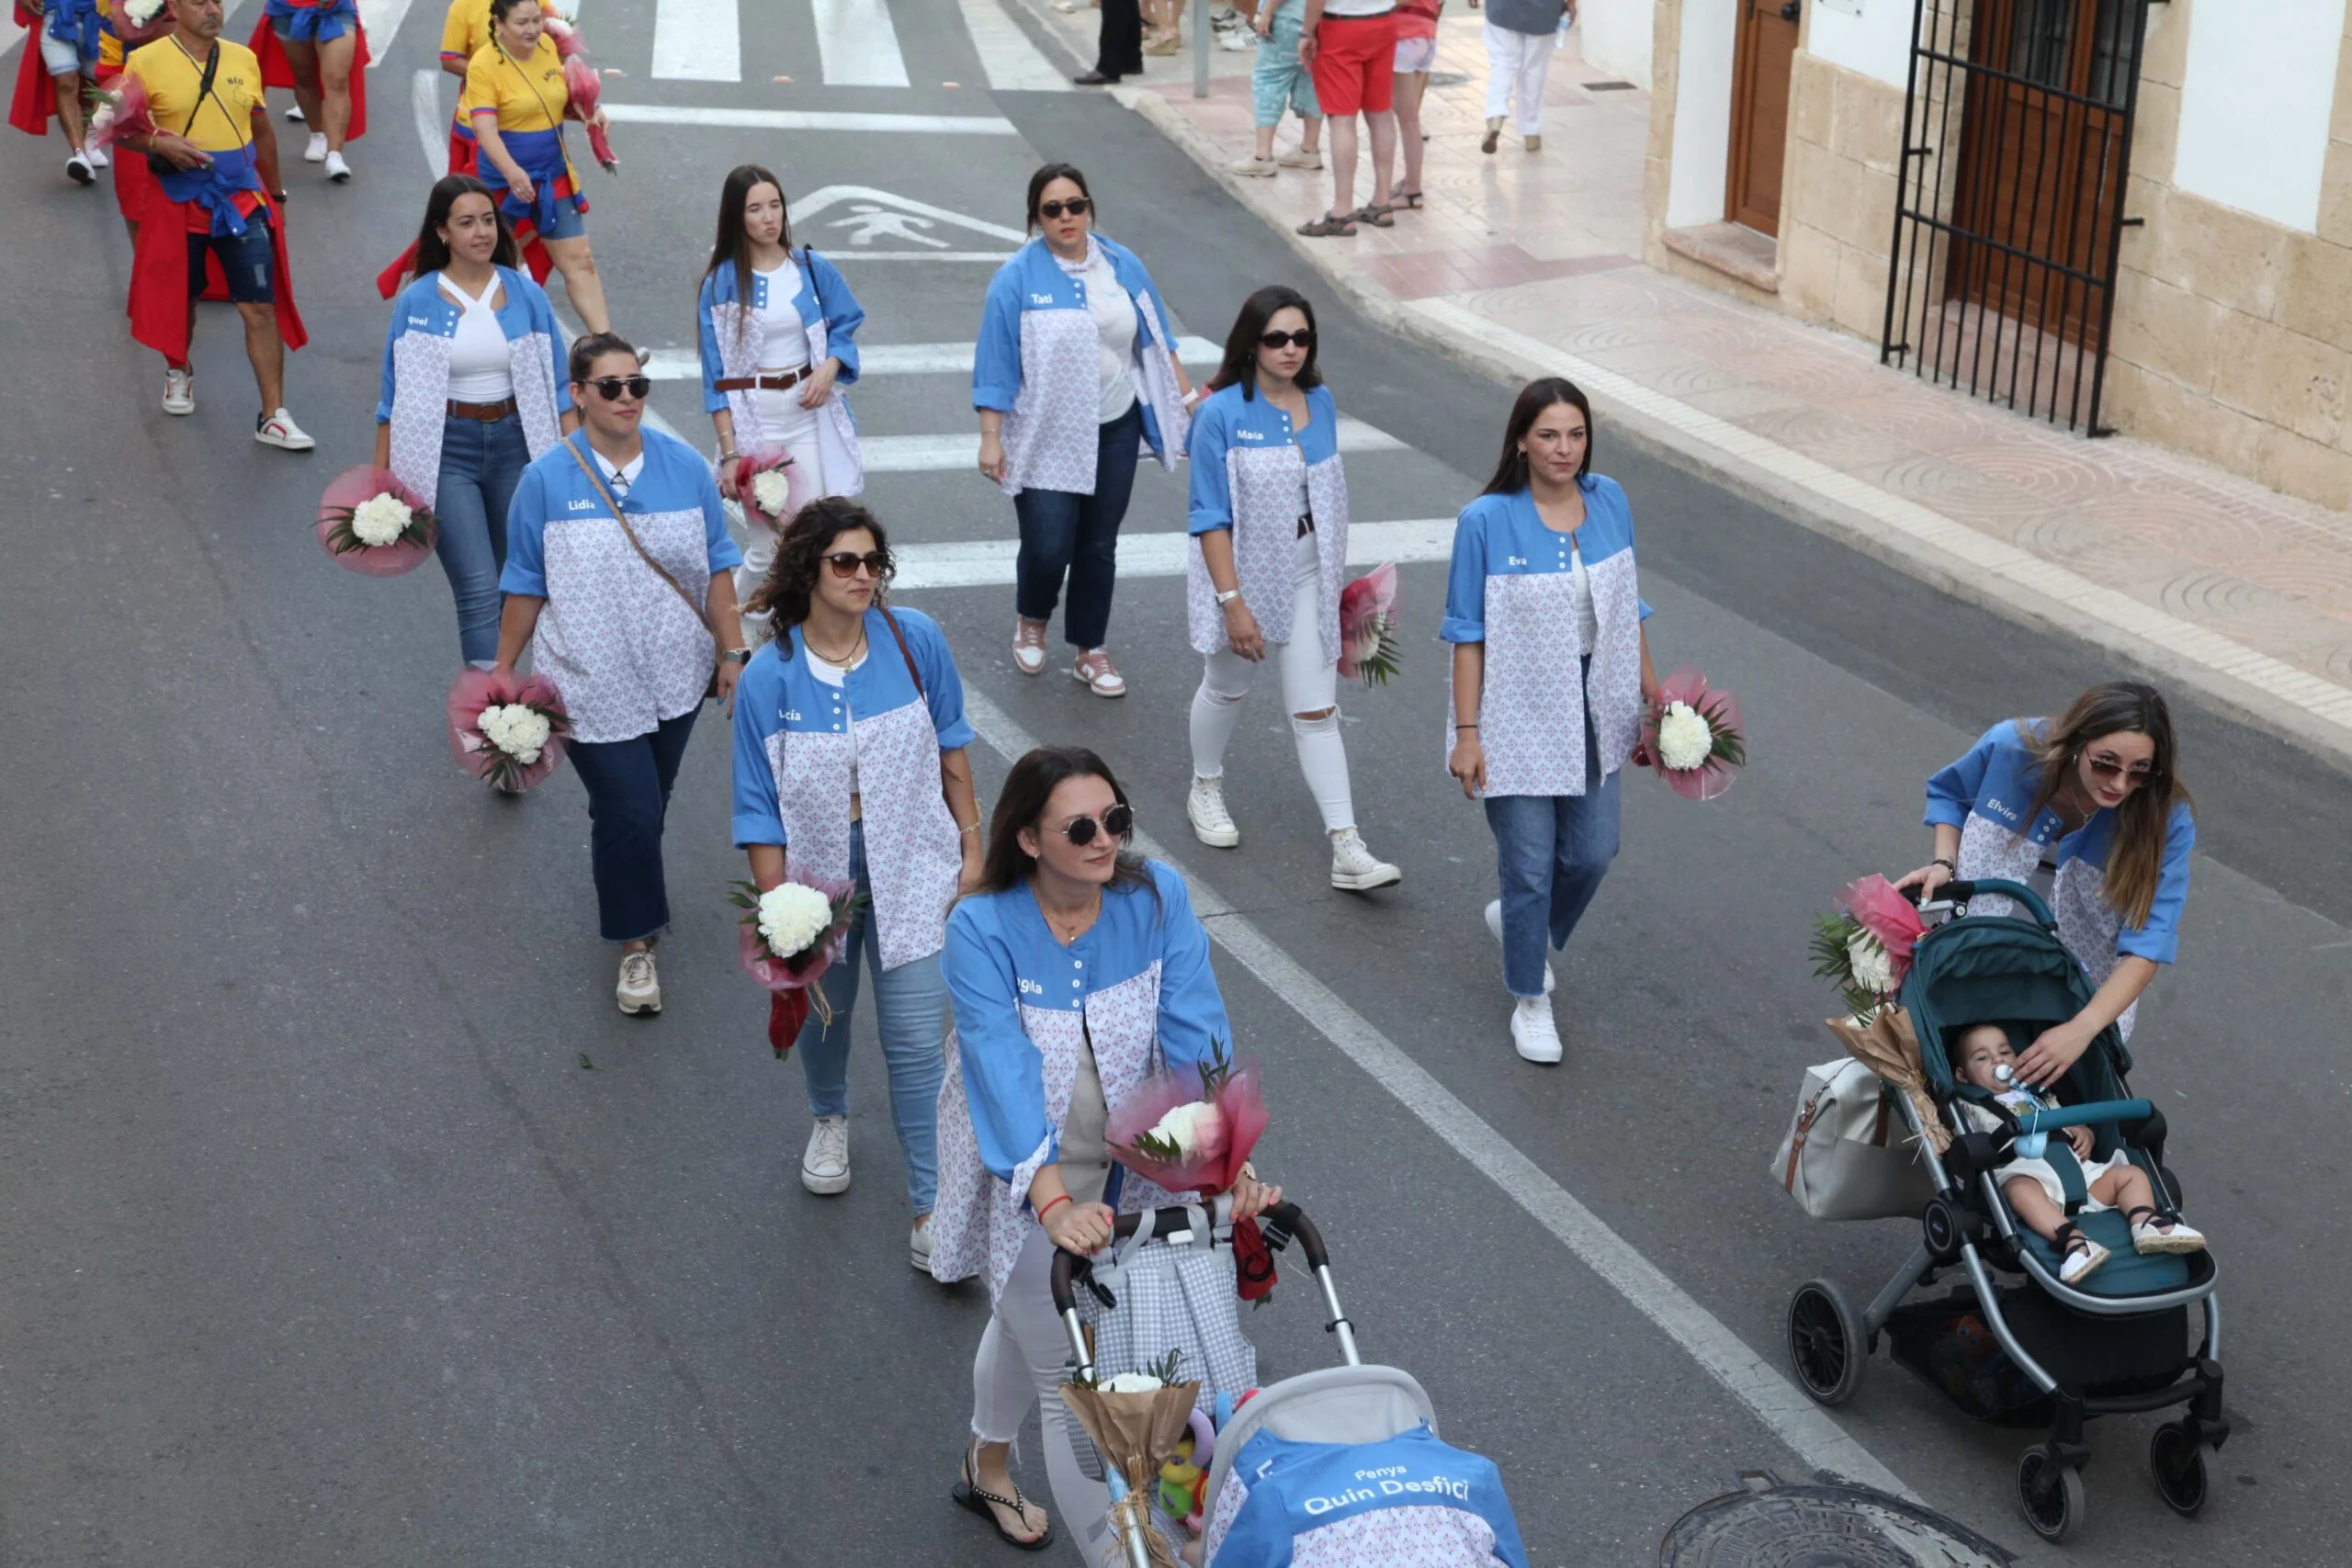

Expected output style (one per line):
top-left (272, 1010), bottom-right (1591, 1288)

top-left (567, 705), bottom-right (700, 943)
top-left (796, 822), bottom-right (947, 1213)
top-left (1012, 401), bottom-right (1145, 650)
top-left (1483, 695), bottom-right (1622, 999)
top-left (434, 412), bottom-right (528, 665)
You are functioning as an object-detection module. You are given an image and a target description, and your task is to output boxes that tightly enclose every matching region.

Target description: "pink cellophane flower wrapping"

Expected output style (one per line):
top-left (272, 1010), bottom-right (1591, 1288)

top-left (731, 446), bottom-right (800, 530)
top-left (1336, 563), bottom-right (1401, 684)
top-left (446, 667), bottom-right (572, 792)
top-left (1839, 874), bottom-right (1928, 980)
top-left (1106, 1057), bottom-right (1268, 1196)
top-left (544, 14), bottom-right (583, 57)
top-left (1641, 667), bottom-right (1746, 801)
top-left (317, 466), bottom-right (437, 578)
top-left (561, 58), bottom-right (618, 171)
top-left (88, 73), bottom-right (156, 152)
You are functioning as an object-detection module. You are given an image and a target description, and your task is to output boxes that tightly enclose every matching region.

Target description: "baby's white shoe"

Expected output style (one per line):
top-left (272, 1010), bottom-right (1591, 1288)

top-left (2055, 1224), bottom-right (2109, 1285)
top-left (2130, 1209), bottom-right (2206, 1255)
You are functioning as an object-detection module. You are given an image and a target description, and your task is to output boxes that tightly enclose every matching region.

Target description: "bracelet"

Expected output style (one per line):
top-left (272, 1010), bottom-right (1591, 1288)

top-left (1036, 1193), bottom-right (1072, 1225)
top-left (1932, 857), bottom-right (1957, 872)
top-left (1454, 723), bottom-right (1479, 731)
top-left (960, 821), bottom-right (981, 838)
top-left (718, 449), bottom-right (738, 461)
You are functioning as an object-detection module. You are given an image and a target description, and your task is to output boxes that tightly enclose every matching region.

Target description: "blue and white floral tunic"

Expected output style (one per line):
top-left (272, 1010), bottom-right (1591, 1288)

top-left (972, 234), bottom-right (1190, 498)
top-left (500, 429), bottom-right (743, 744)
top-left (694, 249), bottom-right (866, 495)
top-left (377, 265), bottom-right (569, 510)
top-left (931, 862), bottom-right (1228, 1303)
top-left (1927, 719), bottom-right (2195, 1037)
top-left (1183, 381), bottom-right (1348, 658)
top-left (728, 607), bottom-right (972, 971)
top-left (1440, 479), bottom-right (1653, 797)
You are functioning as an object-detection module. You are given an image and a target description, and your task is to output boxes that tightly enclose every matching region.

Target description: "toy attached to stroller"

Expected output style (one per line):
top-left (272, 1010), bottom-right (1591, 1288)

top-left (1051, 1201), bottom-right (1531, 1567)
top-left (1783, 878), bottom-right (2224, 1543)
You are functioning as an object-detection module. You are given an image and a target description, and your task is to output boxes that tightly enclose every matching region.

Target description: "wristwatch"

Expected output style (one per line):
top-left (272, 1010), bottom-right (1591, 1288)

top-left (1215, 588), bottom-right (1241, 606)
top-left (719, 647), bottom-right (752, 665)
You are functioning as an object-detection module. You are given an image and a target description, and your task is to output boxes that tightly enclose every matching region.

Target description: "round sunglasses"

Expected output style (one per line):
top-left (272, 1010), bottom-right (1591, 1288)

top-left (1037, 197), bottom-right (1091, 220)
top-left (1051, 803), bottom-right (1133, 845)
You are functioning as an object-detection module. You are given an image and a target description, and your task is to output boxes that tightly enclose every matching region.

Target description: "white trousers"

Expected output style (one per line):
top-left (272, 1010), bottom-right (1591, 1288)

top-left (1189, 531), bottom-right (1355, 832)
top-left (733, 392), bottom-right (825, 627)
top-left (1483, 24), bottom-right (1555, 136)
top-left (969, 1226), bottom-right (1116, 1560)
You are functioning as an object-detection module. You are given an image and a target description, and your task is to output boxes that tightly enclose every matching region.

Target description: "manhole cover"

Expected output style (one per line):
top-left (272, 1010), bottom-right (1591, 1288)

top-left (1427, 71), bottom-right (1471, 86)
top-left (1663, 1473), bottom-right (2012, 1567)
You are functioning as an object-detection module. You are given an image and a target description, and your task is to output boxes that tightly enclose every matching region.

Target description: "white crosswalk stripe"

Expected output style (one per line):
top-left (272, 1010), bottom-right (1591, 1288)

top-left (956, 0), bottom-right (1074, 91)
top-left (812, 0), bottom-right (910, 86)
top-left (602, 102), bottom-right (1018, 135)
top-left (861, 420), bottom-right (1406, 474)
top-left (892, 518), bottom-right (1457, 591)
top-left (650, 0), bottom-right (741, 81)
top-left (637, 336), bottom-right (1225, 381)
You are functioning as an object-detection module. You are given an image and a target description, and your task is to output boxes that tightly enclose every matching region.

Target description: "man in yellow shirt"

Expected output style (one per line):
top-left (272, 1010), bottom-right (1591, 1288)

top-left (120, 0), bottom-right (312, 448)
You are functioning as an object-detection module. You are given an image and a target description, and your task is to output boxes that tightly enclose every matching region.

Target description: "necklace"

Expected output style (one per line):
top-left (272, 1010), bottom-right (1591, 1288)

top-left (802, 625), bottom-right (866, 665)
top-left (1039, 889), bottom-right (1102, 945)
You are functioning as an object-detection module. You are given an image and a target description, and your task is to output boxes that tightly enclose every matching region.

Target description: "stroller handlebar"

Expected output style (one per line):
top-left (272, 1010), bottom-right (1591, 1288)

top-left (2015, 1098), bottom-right (2155, 1136)
top-left (1047, 1200), bottom-right (1328, 1315)
top-left (1914, 876), bottom-right (2060, 929)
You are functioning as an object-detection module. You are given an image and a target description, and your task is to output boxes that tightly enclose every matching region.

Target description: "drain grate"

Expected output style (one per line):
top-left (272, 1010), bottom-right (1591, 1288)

top-left (1662, 1473), bottom-right (2014, 1567)
top-left (1585, 80), bottom-right (1637, 91)
top-left (1426, 71), bottom-right (1471, 86)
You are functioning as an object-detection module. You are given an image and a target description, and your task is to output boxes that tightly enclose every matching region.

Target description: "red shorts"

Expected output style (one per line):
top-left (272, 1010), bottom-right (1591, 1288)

top-left (1311, 11), bottom-right (1397, 118)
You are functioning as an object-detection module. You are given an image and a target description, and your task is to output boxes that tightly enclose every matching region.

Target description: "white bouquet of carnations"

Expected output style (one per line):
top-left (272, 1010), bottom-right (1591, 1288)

top-left (1059, 1348), bottom-right (1201, 1560)
top-left (1640, 667), bottom-right (1746, 801)
top-left (732, 873), bottom-right (865, 1055)
top-left (1810, 875), bottom-right (1927, 1021)
top-left (729, 446), bottom-right (800, 529)
top-left (447, 670), bottom-right (572, 793)
top-left (477, 703), bottom-right (553, 766)
top-left (317, 467), bottom-right (437, 577)
top-left (122, 0), bottom-right (169, 28)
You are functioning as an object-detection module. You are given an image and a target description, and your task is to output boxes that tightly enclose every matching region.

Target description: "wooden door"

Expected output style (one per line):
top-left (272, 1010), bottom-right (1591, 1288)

top-left (1949, 0), bottom-right (2137, 343)
top-left (1726, 0), bottom-right (1803, 235)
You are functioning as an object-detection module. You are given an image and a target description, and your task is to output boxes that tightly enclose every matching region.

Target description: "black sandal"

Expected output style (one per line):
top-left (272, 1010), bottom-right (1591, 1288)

top-left (1396, 190), bottom-right (1425, 209)
top-left (1297, 212), bottom-right (1357, 238)
top-left (954, 1444), bottom-right (1053, 1551)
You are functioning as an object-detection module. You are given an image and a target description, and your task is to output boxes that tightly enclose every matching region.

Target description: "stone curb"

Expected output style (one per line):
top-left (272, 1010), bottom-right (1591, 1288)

top-left (1110, 79), bottom-right (2352, 774)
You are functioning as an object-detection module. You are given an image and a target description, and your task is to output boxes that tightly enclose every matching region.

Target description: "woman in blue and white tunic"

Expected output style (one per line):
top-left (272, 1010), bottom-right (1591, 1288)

top-left (974, 162), bottom-right (1194, 698)
top-left (495, 333), bottom-right (747, 1016)
top-left (1442, 378), bottom-right (1657, 1066)
top-left (1896, 681), bottom-right (2197, 1083)
top-left (696, 164), bottom-right (866, 634)
top-left (376, 174), bottom-right (571, 669)
top-left (729, 498), bottom-right (981, 1272)
top-left (932, 745), bottom-right (1281, 1556)
top-left (1184, 285), bottom-right (1399, 892)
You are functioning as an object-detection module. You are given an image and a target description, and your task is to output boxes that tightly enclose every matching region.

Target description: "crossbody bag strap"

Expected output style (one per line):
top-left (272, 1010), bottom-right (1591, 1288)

top-left (877, 603), bottom-right (924, 701)
top-left (563, 437), bottom-right (718, 651)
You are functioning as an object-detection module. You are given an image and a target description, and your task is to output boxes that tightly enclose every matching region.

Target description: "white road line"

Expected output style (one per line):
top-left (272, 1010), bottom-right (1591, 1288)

top-left (861, 419), bottom-right (1403, 473)
top-left (892, 518), bottom-right (1456, 589)
top-left (947, 687), bottom-right (1921, 1505)
top-left (956, 0), bottom-right (1073, 90)
top-left (637, 335), bottom-right (1224, 381)
top-left (358, 0), bottom-right (416, 61)
top-left (409, 69), bottom-right (450, 178)
top-left (650, 0), bottom-right (741, 82)
top-left (602, 103), bottom-right (1016, 135)
top-left (812, 0), bottom-right (910, 87)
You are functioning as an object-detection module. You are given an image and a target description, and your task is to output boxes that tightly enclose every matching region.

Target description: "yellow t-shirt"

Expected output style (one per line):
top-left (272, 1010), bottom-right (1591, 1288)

top-left (438, 0), bottom-right (492, 65)
top-left (127, 36), bottom-right (265, 155)
top-left (462, 37), bottom-right (569, 134)
top-left (98, 0), bottom-right (124, 72)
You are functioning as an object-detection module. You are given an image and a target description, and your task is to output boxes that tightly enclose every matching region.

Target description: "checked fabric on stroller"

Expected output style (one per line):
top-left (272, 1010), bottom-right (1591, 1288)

top-left (1783, 879), bottom-right (2225, 1545)
top-left (1051, 1201), bottom-right (1531, 1568)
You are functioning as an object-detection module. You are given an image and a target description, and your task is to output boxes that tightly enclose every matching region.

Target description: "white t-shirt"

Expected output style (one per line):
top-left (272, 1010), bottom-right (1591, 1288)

top-left (1568, 539), bottom-right (1597, 656)
top-left (1059, 242), bottom-right (1138, 424)
top-left (753, 264), bottom-right (812, 373)
top-left (442, 273), bottom-right (514, 401)
top-left (1323, 0), bottom-right (1396, 15)
top-left (806, 645), bottom-right (867, 793)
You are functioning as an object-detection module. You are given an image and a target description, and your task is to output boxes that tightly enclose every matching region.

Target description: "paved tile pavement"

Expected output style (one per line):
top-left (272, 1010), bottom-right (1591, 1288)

top-left (1016, 1), bottom-right (2352, 761)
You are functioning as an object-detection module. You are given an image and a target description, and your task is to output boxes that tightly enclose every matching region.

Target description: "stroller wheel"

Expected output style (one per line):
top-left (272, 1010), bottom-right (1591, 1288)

top-left (2017, 1446), bottom-right (2086, 1542)
top-left (1786, 1279), bottom-right (1866, 1406)
top-left (2150, 1421), bottom-right (2212, 1517)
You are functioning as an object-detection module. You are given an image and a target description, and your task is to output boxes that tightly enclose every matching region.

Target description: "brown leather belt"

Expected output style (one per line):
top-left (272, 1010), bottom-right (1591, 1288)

top-left (447, 397), bottom-right (517, 422)
top-left (714, 367), bottom-right (810, 393)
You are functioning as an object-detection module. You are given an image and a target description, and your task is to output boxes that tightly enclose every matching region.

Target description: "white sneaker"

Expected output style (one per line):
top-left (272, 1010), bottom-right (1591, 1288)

top-left (910, 1214), bottom-right (934, 1271)
top-left (1329, 828), bottom-right (1401, 892)
top-left (802, 1114), bottom-right (851, 1195)
top-left (616, 947), bottom-right (661, 1014)
top-left (1012, 617), bottom-right (1047, 675)
top-left (1227, 154), bottom-right (1280, 178)
top-left (66, 152), bottom-right (95, 186)
top-left (1187, 775), bottom-right (1239, 848)
top-left (1216, 20), bottom-right (1256, 48)
top-left (303, 130), bottom-right (328, 163)
top-left (161, 367), bottom-right (195, 415)
top-left (1510, 994), bottom-right (1564, 1064)
top-left (255, 408), bottom-right (316, 450)
top-left (324, 149), bottom-right (352, 183)
top-left (286, 104), bottom-right (306, 122)
top-left (85, 141), bottom-right (108, 168)
top-left (1484, 898), bottom-right (1555, 994)
top-left (1276, 149), bottom-right (1323, 171)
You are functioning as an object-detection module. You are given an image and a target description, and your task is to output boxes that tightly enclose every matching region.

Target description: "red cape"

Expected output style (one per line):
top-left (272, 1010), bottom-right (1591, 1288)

top-left (130, 197), bottom-right (308, 363)
top-left (9, 16), bottom-right (66, 137)
top-left (246, 13), bottom-right (368, 141)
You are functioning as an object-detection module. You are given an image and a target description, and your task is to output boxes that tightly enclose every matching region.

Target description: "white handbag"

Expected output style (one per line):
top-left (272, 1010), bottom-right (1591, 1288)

top-left (1771, 1056), bottom-right (1936, 1221)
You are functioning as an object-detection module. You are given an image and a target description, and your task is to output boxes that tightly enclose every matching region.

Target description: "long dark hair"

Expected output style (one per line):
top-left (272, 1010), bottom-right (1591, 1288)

top-left (974, 746), bottom-right (1155, 900)
top-left (1024, 163), bottom-right (1092, 232)
top-left (705, 164), bottom-right (791, 346)
top-left (1207, 285), bottom-right (1322, 400)
top-left (1482, 376), bottom-right (1595, 494)
top-left (745, 497), bottom-right (894, 632)
top-left (2020, 682), bottom-right (2191, 930)
top-left (412, 175), bottom-right (519, 276)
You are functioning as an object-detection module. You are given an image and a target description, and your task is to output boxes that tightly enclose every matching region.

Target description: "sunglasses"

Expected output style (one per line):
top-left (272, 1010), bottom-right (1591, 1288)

top-left (2084, 752), bottom-right (2158, 785)
top-left (1037, 197), bottom-right (1091, 220)
top-left (822, 550), bottom-right (887, 579)
top-left (1259, 330), bottom-right (1314, 350)
top-left (583, 375), bottom-right (651, 400)
top-left (1052, 803), bottom-right (1133, 846)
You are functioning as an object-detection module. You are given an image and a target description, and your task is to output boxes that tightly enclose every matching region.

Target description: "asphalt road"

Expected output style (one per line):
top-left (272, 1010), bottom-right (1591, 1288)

top-left (2, 2), bottom-right (2348, 1563)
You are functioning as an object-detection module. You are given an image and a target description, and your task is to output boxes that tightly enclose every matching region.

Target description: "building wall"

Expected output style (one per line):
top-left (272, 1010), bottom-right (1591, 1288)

top-left (1578, 0), bottom-right (1658, 91)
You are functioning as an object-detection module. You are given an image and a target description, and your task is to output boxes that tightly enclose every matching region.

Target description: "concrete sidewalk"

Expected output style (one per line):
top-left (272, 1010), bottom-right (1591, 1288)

top-left (1010, 0), bottom-right (2352, 768)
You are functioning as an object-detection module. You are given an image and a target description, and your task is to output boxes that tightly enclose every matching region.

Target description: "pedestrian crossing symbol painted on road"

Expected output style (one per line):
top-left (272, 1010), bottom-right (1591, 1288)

top-left (790, 186), bottom-right (1023, 261)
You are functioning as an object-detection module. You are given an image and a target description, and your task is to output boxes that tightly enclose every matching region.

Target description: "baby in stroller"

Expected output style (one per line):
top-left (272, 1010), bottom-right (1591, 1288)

top-left (1952, 1022), bottom-right (2206, 1284)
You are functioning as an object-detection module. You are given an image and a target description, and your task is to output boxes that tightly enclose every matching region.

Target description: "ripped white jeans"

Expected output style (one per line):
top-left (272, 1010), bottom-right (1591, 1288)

top-left (1189, 529), bottom-right (1355, 832)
